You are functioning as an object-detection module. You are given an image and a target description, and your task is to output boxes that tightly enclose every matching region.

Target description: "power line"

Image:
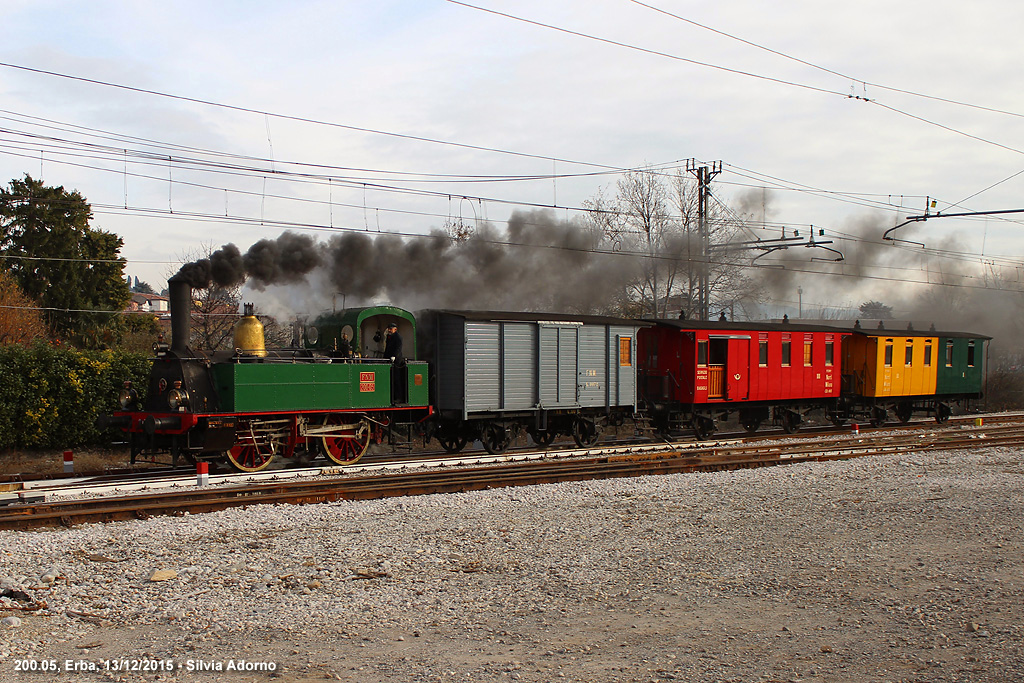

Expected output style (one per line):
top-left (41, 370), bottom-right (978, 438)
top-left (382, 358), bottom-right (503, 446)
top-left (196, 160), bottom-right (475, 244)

top-left (3, 97), bottom-right (999, 241)
top-left (0, 111), bottom-right (627, 184)
top-left (448, 1), bottom-right (1024, 184)
top-left (1, 99), bottom-right (1019, 276)
top-left (7, 147), bottom-right (1020, 278)
top-left (870, 100), bottom-right (1024, 157)
top-left (0, 61), bottom-right (628, 172)
top-left (446, 1), bottom-right (853, 100)
top-left (629, 0), bottom-right (1024, 120)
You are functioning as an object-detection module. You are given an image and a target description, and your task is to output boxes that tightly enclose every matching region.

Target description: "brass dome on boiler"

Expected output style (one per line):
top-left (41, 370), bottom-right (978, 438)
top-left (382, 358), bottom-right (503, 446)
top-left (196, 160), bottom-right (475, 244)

top-left (233, 303), bottom-right (267, 357)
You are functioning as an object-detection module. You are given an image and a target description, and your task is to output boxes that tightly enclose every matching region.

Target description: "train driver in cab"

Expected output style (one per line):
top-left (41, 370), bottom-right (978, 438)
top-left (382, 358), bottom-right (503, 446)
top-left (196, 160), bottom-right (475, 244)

top-left (384, 322), bottom-right (403, 361)
top-left (384, 322), bottom-right (407, 404)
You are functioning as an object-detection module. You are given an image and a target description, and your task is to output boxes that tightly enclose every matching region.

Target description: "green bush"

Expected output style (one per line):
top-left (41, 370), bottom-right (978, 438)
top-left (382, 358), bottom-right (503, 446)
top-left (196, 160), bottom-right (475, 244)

top-left (0, 344), bottom-right (149, 449)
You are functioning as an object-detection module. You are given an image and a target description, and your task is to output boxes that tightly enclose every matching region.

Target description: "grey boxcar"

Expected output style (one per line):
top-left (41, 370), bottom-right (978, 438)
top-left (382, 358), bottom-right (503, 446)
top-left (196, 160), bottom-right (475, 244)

top-left (418, 310), bottom-right (646, 453)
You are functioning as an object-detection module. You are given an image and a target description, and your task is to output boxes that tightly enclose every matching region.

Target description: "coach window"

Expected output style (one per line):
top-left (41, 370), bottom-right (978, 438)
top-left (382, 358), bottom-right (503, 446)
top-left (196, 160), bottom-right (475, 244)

top-left (884, 340), bottom-right (893, 367)
top-left (697, 340), bottom-right (708, 366)
top-left (905, 340), bottom-right (914, 366)
top-left (967, 340), bottom-right (976, 367)
top-left (758, 340), bottom-right (768, 366)
top-left (803, 340), bottom-right (813, 366)
top-left (924, 340), bottom-right (933, 366)
top-left (825, 341), bottom-right (834, 366)
top-left (945, 340), bottom-right (954, 367)
top-left (781, 340), bottom-right (791, 367)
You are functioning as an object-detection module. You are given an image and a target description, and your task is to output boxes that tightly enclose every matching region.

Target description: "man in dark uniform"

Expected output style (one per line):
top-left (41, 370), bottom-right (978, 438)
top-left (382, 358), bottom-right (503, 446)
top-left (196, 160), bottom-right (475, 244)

top-left (383, 322), bottom-right (403, 361)
top-left (384, 322), bottom-right (406, 404)
top-left (333, 331), bottom-right (352, 360)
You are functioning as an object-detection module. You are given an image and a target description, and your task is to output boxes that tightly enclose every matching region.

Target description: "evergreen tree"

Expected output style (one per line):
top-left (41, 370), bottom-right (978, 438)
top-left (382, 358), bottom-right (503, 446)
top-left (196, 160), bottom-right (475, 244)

top-left (0, 174), bottom-right (131, 345)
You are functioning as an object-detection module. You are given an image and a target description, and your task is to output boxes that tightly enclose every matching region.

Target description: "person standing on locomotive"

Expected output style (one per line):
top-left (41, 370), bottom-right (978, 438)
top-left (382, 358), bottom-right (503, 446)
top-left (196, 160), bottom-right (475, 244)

top-left (384, 322), bottom-right (407, 404)
top-left (336, 331), bottom-right (352, 359)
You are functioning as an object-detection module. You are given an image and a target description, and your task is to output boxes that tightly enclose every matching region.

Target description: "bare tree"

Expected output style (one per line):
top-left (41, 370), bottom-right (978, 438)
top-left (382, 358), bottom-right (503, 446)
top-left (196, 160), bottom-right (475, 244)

top-left (192, 284), bottom-right (240, 351)
top-left (586, 166), bottom-right (763, 319)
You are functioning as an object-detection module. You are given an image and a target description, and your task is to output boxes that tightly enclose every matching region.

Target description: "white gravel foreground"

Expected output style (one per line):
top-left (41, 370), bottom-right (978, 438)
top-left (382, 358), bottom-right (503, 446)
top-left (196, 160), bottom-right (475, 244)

top-left (1, 447), bottom-right (1022, 683)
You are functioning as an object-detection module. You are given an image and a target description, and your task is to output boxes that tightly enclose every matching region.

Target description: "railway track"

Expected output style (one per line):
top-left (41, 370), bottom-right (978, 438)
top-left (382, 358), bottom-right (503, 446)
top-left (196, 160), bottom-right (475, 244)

top-left (1, 414), bottom-right (1018, 531)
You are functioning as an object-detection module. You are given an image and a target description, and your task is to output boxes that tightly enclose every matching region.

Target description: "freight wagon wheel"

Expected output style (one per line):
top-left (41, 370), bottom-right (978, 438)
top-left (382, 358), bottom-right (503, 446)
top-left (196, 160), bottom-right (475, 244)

top-left (320, 417), bottom-right (371, 465)
top-left (481, 423), bottom-right (512, 455)
top-left (528, 429), bottom-right (557, 448)
top-left (226, 442), bottom-right (276, 473)
top-left (895, 402), bottom-right (914, 424)
top-left (438, 433), bottom-right (469, 453)
top-left (571, 418), bottom-right (601, 448)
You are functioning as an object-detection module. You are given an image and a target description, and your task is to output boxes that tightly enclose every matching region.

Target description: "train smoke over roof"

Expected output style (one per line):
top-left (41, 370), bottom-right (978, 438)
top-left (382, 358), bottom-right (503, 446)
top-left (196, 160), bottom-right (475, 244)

top-left (174, 210), bottom-right (638, 319)
top-left (754, 207), bottom-right (1018, 352)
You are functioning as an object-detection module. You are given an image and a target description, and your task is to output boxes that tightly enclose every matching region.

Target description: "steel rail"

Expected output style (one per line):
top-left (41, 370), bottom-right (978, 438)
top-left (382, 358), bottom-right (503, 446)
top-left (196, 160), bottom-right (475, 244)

top-left (0, 422), bottom-right (1018, 531)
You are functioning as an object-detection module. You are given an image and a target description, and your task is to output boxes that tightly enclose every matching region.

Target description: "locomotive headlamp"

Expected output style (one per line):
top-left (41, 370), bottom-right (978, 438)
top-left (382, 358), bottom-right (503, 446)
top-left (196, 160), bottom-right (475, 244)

top-left (118, 380), bottom-right (139, 410)
top-left (167, 380), bottom-right (189, 411)
top-left (153, 333), bottom-right (170, 357)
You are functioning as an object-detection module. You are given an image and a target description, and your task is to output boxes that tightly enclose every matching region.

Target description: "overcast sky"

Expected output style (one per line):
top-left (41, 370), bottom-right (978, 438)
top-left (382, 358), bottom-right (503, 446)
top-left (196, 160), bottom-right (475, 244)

top-left (2, 0), bottom-right (1023, 317)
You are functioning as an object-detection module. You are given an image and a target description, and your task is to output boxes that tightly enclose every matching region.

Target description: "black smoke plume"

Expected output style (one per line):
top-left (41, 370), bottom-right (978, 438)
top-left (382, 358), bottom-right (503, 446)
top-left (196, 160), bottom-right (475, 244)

top-left (174, 213), bottom-right (639, 318)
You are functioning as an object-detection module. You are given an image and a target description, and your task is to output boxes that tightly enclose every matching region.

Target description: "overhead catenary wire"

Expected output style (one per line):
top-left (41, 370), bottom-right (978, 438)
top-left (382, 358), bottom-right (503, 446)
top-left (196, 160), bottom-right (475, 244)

top-left (0, 66), bottom-right (1019, 283)
top-left (0, 116), bottom-right (958, 237)
top-left (8, 103), bottom-right (1022, 245)
top-left (0, 61), bottom-right (631, 172)
top-left (629, 0), bottom-right (1024, 120)
top-left (3, 241), bottom-right (1021, 320)
top-left (2, 12), bottom-right (1021, 220)
top-left (448, 0), bottom-right (1024, 196)
top-left (5, 146), bottom-right (1023, 278)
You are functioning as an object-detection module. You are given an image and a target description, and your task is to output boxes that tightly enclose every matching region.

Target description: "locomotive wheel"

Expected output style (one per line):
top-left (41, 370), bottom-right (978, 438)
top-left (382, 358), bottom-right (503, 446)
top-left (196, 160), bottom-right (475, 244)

top-left (226, 442), bottom-right (276, 472)
top-left (481, 423), bottom-right (511, 455)
top-left (895, 402), bottom-right (914, 424)
top-left (571, 418), bottom-right (601, 448)
top-left (321, 418), bottom-right (371, 465)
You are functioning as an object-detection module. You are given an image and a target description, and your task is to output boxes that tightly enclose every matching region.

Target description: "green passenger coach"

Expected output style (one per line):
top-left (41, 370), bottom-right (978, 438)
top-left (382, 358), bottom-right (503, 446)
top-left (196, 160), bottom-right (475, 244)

top-left (935, 333), bottom-right (989, 397)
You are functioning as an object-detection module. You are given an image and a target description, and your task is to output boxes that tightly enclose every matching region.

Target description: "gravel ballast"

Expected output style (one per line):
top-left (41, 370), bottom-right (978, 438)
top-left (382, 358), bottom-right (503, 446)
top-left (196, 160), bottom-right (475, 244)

top-left (1, 446), bottom-right (1022, 682)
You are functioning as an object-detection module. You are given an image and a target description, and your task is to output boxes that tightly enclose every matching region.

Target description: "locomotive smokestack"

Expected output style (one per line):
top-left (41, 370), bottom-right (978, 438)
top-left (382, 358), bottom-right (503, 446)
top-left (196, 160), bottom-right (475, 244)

top-left (168, 275), bottom-right (192, 355)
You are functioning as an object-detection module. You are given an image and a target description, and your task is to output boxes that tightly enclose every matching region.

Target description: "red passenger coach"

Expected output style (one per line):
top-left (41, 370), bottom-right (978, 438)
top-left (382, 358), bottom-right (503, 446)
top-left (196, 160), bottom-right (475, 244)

top-left (638, 320), bottom-right (851, 437)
